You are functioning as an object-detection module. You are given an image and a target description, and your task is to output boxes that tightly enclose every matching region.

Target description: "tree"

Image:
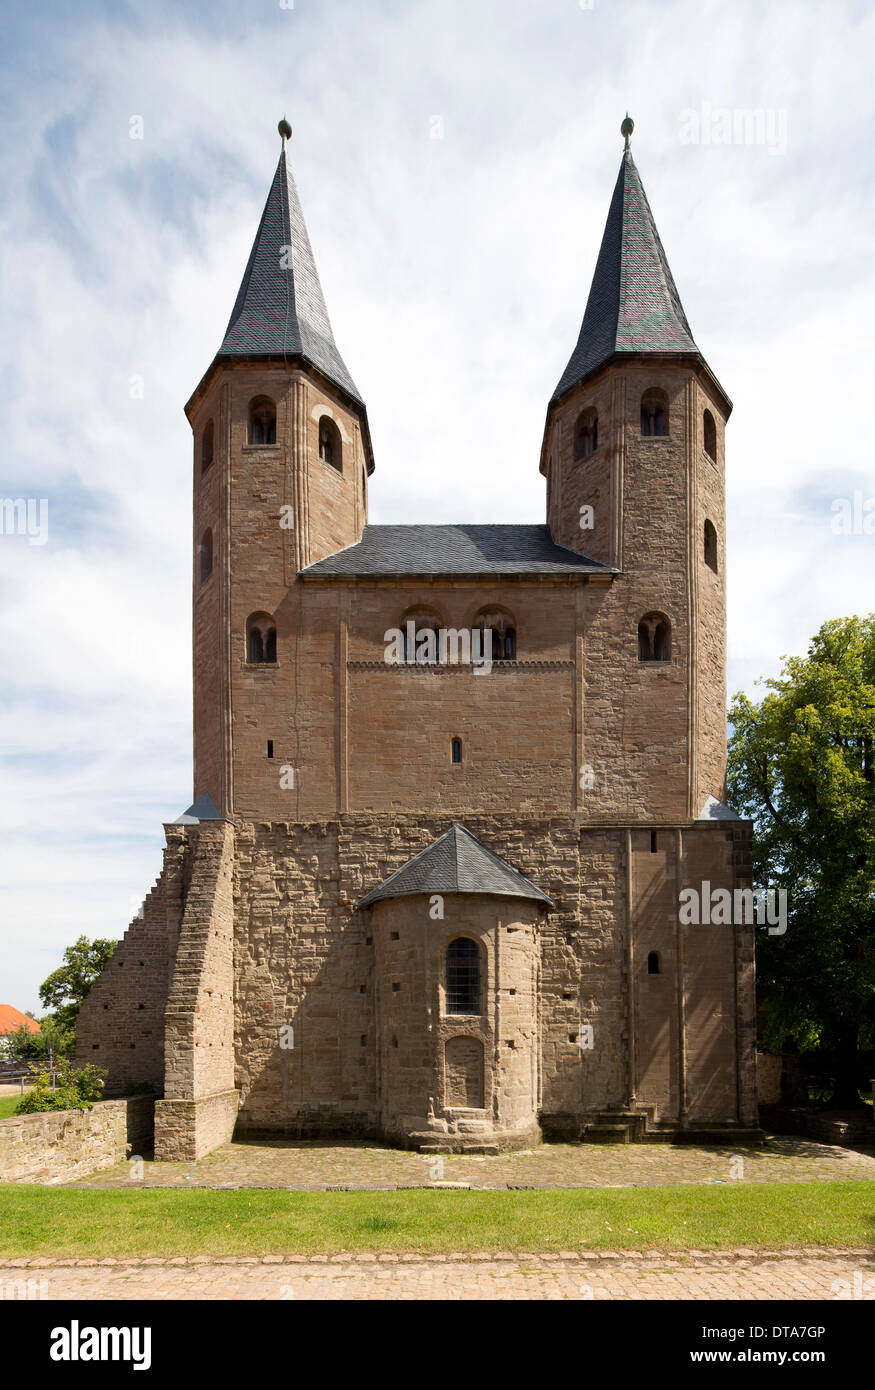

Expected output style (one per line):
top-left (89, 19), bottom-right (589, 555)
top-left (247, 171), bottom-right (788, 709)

top-left (727, 615), bottom-right (875, 1107)
top-left (0, 1015), bottom-right (73, 1062)
top-left (38, 935), bottom-right (118, 1039)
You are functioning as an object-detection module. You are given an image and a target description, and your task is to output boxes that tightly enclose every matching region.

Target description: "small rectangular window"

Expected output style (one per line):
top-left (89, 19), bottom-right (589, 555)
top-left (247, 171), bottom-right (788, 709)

top-left (650, 831), bottom-right (657, 853)
top-left (267, 740), bottom-right (274, 759)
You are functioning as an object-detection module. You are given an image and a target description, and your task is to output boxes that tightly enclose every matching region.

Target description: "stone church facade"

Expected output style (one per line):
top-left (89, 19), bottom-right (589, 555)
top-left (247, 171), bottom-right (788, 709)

top-left (77, 119), bottom-right (759, 1158)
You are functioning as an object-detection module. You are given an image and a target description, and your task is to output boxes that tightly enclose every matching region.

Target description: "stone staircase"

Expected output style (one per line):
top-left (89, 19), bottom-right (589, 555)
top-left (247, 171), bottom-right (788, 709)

top-left (580, 1105), bottom-right (764, 1144)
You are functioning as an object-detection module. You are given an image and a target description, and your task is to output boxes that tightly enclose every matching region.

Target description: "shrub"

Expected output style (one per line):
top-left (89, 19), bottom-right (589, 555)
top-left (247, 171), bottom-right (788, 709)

top-left (14, 1061), bottom-right (107, 1114)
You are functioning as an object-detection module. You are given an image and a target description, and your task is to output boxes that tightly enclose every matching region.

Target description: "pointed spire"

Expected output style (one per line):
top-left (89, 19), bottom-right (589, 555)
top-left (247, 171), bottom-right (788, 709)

top-left (217, 122), bottom-right (363, 407)
top-left (551, 124), bottom-right (705, 404)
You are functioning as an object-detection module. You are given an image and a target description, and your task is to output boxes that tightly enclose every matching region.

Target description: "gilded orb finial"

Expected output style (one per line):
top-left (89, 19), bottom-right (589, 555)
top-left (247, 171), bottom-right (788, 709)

top-left (621, 113), bottom-right (634, 151)
top-left (278, 116), bottom-right (292, 144)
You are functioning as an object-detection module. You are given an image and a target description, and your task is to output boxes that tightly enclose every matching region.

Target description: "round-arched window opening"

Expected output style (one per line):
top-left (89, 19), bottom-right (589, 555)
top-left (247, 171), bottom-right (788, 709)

top-left (199, 528), bottom-right (213, 583)
top-left (704, 519), bottom-right (718, 574)
top-left (640, 388), bottom-right (669, 437)
top-left (318, 416), bottom-right (342, 471)
top-left (246, 611), bottom-right (277, 664)
top-left (647, 951), bottom-right (661, 975)
top-left (472, 606), bottom-right (517, 662)
top-left (445, 938), bottom-right (482, 1015)
top-left (638, 612), bottom-right (671, 662)
top-left (201, 419), bottom-right (214, 474)
top-left (573, 407), bottom-right (599, 461)
top-left (399, 607), bottom-right (442, 663)
top-left (249, 396), bottom-right (276, 446)
top-left (703, 408), bottom-right (717, 460)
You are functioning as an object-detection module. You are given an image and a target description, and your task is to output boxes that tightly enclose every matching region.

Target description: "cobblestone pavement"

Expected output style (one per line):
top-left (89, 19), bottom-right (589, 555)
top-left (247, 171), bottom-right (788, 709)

top-left (72, 1136), bottom-right (875, 1190)
top-left (3, 1251), bottom-right (873, 1300)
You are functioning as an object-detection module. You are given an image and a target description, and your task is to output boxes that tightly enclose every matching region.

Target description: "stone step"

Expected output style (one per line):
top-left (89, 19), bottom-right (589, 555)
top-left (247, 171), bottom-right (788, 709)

top-left (584, 1123), bottom-right (632, 1144)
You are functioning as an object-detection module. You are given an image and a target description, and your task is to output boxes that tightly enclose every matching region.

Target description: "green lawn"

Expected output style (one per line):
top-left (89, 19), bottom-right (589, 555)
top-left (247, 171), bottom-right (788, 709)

top-left (0, 1097), bottom-right (22, 1119)
top-left (0, 1182), bottom-right (873, 1258)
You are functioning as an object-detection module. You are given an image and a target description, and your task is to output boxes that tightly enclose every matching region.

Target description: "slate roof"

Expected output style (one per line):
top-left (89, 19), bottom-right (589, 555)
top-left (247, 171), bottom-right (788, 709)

top-left (300, 524), bottom-right (611, 579)
top-left (357, 825), bottom-right (554, 909)
top-left (216, 144), bottom-right (363, 407)
top-left (698, 795), bottom-right (740, 822)
top-left (552, 149), bottom-right (703, 404)
top-left (171, 793), bottom-right (225, 825)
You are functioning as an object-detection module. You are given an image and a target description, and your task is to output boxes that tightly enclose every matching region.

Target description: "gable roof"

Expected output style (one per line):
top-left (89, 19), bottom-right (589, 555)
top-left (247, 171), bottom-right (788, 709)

top-left (300, 524), bottom-right (612, 580)
top-left (216, 143), bottom-right (364, 407)
top-left (0, 1005), bottom-right (40, 1035)
top-left (357, 824), bottom-right (554, 909)
top-left (551, 148), bottom-right (727, 408)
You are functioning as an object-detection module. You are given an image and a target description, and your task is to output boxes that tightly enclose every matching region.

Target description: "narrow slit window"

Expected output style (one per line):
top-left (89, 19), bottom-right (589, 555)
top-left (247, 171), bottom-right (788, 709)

top-left (703, 409), bottom-right (717, 460)
top-left (647, 952), bottom-right (661, 975)
top-left (451, 737), bottom-right (462, 764)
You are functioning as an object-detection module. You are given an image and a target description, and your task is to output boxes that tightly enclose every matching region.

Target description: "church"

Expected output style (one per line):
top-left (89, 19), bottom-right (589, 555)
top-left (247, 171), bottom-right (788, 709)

top-left (76, 117), bottom-right (760, 1157)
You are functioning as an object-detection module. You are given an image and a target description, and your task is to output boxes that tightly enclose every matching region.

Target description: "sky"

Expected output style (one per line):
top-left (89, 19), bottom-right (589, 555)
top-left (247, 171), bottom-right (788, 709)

top-left (1, 0), bottom-right (873, 1014)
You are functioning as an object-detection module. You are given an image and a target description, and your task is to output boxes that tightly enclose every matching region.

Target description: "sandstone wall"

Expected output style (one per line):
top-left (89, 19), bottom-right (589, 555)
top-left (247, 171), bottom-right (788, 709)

top-left (0, 1096), bottom-right (154, 1184)
top-left (231, 815), bottom-right (754, 1141)
top-left (75, 830), bottom-right (189, 1092)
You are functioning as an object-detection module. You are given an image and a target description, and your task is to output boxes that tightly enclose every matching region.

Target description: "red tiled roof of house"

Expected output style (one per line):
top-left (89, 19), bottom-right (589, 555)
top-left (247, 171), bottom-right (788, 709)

top-left (0, 1005), bottom-right (41, 1035)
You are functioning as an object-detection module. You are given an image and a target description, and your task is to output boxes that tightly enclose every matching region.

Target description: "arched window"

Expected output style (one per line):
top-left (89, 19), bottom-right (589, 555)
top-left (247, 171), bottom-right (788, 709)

top-left (246, 612), bottom-right (277, 664)
top-left (400, 607), bottom-right (442, 663)
top-left (472, 606), bottom-right (517, 662)
top-left (451, 737), bottom-right (462, 764)
top-left (573, 407), bottom-right (599, 461)
top-left (704, 519), bottom-right (718, 573)
top-left (249, 396), bottom-right (276, 446)
top-left (638, 612), bottom-right (671, 662)
top-left (318, 416), bottom-right (342, 471)
top-left (201, 419), bottom-right (214, 474)
top-left (703, 408), bottom-right (717, 460)
top-left (199, 528), bottom-right (213, 583)
top-left (445, 938), bottom-right (481, 1015)
top-left (640, 388), bottom-right (669, 437)
top-left (647, 952), bottom-right (661, 975)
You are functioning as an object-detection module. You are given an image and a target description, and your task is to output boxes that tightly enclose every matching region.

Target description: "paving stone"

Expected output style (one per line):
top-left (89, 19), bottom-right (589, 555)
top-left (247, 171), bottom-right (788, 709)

top-left (0, 1253), bottom-right (859, 1301)
top-left (61, 1136), bottom-right (875, 1193)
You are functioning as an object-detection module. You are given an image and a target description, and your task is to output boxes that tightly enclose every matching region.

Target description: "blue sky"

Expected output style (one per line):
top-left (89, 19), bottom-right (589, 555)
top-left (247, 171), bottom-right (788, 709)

top-left (1, 0), bottom-right (873, 1013)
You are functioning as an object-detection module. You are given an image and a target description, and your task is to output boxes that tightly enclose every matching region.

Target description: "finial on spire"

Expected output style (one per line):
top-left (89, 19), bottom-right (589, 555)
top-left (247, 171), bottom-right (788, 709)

top-left (278, 115), bottom-right (292, 146)
top-left (621, 113), bottom-right (634, 151)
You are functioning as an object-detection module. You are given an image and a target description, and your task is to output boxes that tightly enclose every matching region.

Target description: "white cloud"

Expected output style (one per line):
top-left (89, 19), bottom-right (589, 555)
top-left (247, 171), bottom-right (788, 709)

top-left (1, 0), bottom-right (874, 1010)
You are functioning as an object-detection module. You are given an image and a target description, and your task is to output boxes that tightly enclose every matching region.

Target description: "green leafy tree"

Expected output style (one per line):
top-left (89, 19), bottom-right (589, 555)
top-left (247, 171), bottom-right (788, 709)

top-left (727, 615), bottom-right (875, 1107)
top-left (38, 935), bottom-right (118, 1039)
top-left (0, 1015), bottom-right (73, 1062)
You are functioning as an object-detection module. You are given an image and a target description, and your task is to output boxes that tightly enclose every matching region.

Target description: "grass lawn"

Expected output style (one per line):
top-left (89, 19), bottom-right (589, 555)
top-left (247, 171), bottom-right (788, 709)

top-left (0, 1182), bottom-right (873, 1258)
top-left (0, 1097), bottom-right (22, 1119)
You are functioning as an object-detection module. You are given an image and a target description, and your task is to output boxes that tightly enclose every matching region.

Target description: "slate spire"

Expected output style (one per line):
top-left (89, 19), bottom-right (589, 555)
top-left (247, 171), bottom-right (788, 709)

top-left (217, 123), bottom-right (364, 407)
top-left (551, 125), bottom-right (705, 404)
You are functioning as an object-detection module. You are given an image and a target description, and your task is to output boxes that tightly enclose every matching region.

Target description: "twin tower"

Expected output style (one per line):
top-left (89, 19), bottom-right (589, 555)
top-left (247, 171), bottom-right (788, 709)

top-left (186, 119), bottom-right (731, 828)
top-left (77, 120), bottom-right (758, 1158)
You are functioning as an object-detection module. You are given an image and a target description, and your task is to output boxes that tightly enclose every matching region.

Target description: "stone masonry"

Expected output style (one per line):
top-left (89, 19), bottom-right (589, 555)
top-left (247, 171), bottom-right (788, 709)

top-left (76, 121), bottom-right (759, 1157)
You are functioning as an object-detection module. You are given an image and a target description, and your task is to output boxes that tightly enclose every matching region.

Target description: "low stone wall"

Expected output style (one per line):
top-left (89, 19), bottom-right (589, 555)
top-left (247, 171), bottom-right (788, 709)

top-left (154, 1089), bottom-right (238, 1161)
top-left (0, 1095), bottom-right (155, 1184)
top-left (759, 1105), bottom-right (875, 1148)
